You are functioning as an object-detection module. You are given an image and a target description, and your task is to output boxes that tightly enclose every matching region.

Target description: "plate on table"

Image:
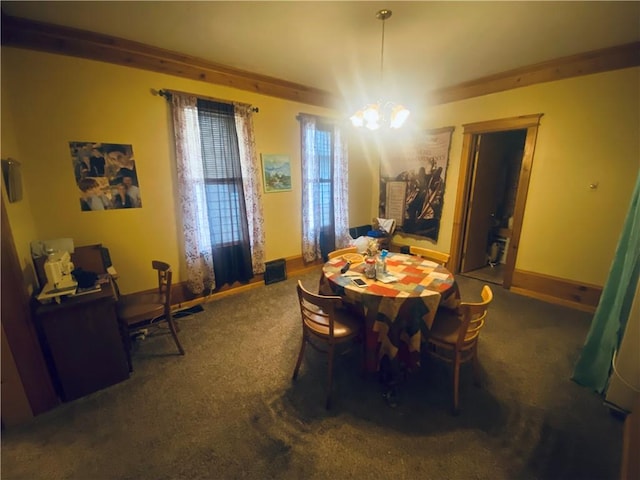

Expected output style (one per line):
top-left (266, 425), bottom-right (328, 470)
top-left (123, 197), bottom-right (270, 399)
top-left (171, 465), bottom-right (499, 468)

top-left (342, 253), bottom-right (365, 265)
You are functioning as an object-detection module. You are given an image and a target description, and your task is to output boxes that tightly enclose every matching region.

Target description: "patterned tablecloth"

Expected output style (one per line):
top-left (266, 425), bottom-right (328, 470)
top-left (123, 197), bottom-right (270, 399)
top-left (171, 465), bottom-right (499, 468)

top-left (321, 252), bottom-right (458, 372)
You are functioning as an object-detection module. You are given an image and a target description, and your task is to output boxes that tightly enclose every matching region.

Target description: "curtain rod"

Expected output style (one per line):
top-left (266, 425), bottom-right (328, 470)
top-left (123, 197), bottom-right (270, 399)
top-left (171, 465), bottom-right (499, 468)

top-left (153, 88), bottom-right (259, 113)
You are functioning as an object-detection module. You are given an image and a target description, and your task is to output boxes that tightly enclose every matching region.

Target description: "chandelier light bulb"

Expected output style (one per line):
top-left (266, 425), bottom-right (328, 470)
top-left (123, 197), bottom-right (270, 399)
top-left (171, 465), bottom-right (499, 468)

top-left (349, 111), bottom-right (364, 127)
top-left (389, 104), bottom-right (410, 129)
top-left (350, 9), bottom-right (410, 131)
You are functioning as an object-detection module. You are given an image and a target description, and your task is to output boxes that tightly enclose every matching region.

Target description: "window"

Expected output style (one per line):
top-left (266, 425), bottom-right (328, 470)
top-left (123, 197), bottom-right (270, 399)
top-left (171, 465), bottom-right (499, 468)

top-left (198, 99), bottom-right (247, 247)
top-left (316, 126), bottom-right (334, 232)
top-left (299, 114), bottom-right (350, 262)
top-left (169, 91), bottom-right (265, 293)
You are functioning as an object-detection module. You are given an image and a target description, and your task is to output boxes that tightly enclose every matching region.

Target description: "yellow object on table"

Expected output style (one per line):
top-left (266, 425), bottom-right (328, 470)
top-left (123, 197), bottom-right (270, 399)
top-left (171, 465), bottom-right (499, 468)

top-left (342, 253), bottom-right (364, 265)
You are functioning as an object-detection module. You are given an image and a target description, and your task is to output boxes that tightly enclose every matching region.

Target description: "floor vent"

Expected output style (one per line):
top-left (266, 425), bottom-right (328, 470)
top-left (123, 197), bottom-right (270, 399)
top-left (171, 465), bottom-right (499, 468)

top-left (264, 258), bottom-right (287, 285)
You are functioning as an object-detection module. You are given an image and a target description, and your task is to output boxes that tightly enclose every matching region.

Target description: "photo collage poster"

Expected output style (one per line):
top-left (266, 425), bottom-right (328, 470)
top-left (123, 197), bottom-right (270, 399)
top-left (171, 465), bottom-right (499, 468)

top-left (69, 141), bottom-right (142, 211)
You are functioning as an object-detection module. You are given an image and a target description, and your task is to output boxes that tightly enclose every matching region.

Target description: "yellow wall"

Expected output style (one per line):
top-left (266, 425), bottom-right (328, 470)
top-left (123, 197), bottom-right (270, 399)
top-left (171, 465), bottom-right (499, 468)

top-left (2, 46), bottom-right (638, 294)
top-left (425, 68), bottom-right (639, 284)
top-left (0, 79), bottom-right (40, 294)
top-left (363, 68), bottom-right (639, 285)
top-left (1, 47), bottom-right (373, 294)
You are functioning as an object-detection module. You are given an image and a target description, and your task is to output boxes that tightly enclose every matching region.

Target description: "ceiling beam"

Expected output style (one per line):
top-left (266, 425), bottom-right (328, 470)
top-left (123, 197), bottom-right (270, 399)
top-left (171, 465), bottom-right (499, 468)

top-left (2, 14), bottom-right (639, 108)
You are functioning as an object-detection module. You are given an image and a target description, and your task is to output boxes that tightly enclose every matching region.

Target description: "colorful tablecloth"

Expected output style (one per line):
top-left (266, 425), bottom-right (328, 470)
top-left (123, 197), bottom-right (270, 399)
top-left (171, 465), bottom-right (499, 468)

top-left (321, 252), bottom-right (458, 372)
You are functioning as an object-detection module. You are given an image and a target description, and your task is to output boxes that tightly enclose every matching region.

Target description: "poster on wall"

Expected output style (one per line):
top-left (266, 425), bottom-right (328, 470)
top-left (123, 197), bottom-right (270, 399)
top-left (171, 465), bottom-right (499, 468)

top-left (69, 141), bottom-right (142, 211)
top-left (378, 127), bottom-right (454, 242)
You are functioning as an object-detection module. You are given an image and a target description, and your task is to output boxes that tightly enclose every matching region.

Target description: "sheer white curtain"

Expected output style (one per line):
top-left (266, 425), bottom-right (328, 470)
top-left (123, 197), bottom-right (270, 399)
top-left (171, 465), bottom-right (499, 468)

top-left (170, 92), bottom-right (215, 294)
top-left (234, 103), bottom-right (265, 274)
top-left (300, 114), bottom-right (350, 262)
top-left (333, 127), bottom-right (351, 248)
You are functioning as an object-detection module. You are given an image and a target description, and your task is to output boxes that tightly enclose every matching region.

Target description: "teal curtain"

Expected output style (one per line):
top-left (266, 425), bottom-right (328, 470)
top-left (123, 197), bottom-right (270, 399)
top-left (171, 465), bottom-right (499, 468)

top-left (572, 171), bottom-right (640, 393)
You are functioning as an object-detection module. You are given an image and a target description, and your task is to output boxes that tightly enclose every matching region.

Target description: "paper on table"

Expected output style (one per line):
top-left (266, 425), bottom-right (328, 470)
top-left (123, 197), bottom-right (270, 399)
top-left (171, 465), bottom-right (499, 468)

top-left (421, 260), bottom-right (439, 268)
top-left (428, 272), bottom-right (450, 280)
top-left (377, 274), bottom-right (398, 284)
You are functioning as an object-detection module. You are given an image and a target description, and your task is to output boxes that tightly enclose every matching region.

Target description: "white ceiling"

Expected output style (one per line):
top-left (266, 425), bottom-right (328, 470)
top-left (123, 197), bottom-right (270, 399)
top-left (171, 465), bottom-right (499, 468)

top-left (2, 1), bottom-right (639, 108)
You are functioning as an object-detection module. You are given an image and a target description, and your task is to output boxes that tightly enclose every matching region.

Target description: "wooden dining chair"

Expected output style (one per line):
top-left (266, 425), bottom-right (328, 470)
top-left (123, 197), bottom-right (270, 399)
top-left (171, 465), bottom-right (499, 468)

top-left (426, 284), bottom-right (493, 414)
top-left (409, 245), bottom-right (450, 267)
top-left (116, 260), bottom-right (185, 358)
top-left (293, 280), bottom-right (363, 409)
top-left (327, 246), bottom-right (358, 260)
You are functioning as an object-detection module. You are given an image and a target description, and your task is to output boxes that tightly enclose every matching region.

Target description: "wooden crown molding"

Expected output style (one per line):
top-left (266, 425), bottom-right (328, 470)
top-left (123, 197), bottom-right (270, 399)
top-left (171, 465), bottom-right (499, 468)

top-left (430, 41), bottom-right (640, 105)
top-left (0, 13), bottom-right (339, 109)
top-left (2, 13), bottom-right (639, 108)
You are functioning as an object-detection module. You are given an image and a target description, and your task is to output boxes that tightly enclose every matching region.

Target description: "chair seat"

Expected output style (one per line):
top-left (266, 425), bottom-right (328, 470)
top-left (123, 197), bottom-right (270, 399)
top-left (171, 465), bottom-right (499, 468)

top-left (429, 309), bottom-right (463, 344)
top-left (304, 307), bottom-right (360, 338)
top-left (119, 292), bottom-right (165, 306)
top-left (117, 293), bottom-right (166, 326)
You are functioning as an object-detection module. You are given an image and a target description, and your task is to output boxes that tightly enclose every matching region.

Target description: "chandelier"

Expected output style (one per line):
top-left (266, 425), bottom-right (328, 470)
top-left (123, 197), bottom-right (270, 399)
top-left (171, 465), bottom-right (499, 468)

top-left (350, 9), bottom-right (410, 131)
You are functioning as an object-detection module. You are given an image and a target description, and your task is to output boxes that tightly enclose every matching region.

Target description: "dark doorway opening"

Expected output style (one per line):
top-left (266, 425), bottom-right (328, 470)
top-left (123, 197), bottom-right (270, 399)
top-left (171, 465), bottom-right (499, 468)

top-left (449, 113), bottom-right (543, 290)
top-left (459, 129), bottom-right (527, 286)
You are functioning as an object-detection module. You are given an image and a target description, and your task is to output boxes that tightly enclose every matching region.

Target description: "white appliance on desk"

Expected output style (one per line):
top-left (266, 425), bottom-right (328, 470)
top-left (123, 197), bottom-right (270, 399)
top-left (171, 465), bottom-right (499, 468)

top-left (37, 250), bottom-right (78, 303)
top-left (44, 251), bottom-right (76, 289)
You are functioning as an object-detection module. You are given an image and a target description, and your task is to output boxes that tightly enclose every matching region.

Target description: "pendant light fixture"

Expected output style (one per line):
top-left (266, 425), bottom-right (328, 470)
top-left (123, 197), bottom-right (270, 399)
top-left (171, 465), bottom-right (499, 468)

top-left (350, 9), bottom-right (410, 131)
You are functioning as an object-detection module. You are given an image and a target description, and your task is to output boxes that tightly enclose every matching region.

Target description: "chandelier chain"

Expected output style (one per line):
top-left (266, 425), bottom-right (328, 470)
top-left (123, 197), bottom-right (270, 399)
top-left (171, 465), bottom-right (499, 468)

top-left (349, 8), bottom-right (410, 130)
top-left (380, 14), bottom-right (386, 85)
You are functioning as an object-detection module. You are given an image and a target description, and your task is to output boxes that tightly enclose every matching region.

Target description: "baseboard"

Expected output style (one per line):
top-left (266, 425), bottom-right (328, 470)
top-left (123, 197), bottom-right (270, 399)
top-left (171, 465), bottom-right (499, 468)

top-left (511, 269), bottom-right (602, 313)
top-left (171, 255), bottom-right (323, 309)
top-left (170, 260), bottom-right (602, 313)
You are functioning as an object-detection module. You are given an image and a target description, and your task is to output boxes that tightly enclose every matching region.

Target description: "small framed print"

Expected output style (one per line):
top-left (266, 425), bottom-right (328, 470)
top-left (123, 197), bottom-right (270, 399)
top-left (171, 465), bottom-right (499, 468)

top-left (261, 154), bottom-right (292, 193)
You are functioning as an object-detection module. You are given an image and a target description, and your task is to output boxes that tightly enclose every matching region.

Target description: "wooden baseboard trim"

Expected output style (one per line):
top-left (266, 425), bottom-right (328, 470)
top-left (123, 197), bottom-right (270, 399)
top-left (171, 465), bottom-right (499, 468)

top-left (173, 256), bottom-right (602, 313)
top-left (510, 269), bottom-right (602, 313)
top-left (171, 255), bottom-right (322, 310)
top-left (173, 261), bottom-right (602, 314)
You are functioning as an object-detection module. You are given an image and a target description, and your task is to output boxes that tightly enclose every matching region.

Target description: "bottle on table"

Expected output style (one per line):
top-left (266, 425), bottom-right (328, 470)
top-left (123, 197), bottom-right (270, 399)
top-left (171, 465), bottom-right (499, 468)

top-left (375, 249), bottom-right (388, 278)
top-left (365, 256), bottom-right (376, 279)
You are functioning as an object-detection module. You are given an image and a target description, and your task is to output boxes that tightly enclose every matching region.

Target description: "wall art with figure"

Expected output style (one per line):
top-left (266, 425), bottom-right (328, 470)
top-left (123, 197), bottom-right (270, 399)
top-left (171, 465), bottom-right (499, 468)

top-left (378, 127), bottom-right (454, 242)
top-left (69, 141), bottom-right (142, 211)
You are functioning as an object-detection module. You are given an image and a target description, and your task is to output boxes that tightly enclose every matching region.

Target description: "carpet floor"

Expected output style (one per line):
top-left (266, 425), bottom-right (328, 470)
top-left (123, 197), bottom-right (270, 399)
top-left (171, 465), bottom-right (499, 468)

top-left (1, 268), bottom-right (623, 479)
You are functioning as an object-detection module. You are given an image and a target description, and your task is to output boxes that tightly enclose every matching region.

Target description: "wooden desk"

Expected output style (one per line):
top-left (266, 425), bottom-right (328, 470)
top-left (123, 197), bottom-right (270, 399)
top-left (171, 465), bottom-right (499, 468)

top-left (32, 249), bottom-right (129, 402)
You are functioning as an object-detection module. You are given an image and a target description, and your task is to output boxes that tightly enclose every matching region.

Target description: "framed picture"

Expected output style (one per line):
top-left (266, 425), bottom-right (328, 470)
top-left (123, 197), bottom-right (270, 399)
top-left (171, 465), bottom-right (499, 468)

top-left (261, 154), bottom-right (292, 193)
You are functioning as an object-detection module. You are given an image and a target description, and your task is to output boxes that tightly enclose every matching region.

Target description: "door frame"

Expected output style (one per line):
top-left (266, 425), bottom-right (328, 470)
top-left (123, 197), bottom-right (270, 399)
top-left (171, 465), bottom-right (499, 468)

top-left (449, 114), bottom-right (543, 288)
top-left (1, 195), bottom-right (59, 422)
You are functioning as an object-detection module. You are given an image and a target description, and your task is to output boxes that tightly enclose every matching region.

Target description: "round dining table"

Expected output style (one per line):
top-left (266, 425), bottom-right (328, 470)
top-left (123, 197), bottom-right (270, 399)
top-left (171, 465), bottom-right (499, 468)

top-left (320, 251), bottom-right (459, 374)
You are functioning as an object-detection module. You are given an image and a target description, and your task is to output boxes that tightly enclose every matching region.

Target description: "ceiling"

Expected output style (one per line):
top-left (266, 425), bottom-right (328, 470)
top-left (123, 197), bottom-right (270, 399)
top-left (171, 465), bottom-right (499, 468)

top-left (2, 1), bottom-right (639, 109)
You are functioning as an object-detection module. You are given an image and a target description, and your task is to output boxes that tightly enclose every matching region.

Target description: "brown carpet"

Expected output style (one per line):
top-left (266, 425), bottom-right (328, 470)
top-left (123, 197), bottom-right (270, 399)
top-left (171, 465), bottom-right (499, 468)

top-left (1, 268), bottom-right (623, 479)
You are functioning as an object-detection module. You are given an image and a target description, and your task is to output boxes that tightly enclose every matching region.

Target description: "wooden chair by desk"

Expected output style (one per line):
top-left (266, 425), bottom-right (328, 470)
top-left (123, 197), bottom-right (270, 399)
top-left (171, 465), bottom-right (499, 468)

top-left (116, 260), bottom-right (185, 356)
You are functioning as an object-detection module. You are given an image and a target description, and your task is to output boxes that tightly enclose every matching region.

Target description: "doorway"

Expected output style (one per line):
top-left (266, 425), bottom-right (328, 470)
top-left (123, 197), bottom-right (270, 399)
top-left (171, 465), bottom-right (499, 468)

top-left (449, 114), bottom-right (543, 289)
top-left (459, 130), bottom-right (526, 285)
